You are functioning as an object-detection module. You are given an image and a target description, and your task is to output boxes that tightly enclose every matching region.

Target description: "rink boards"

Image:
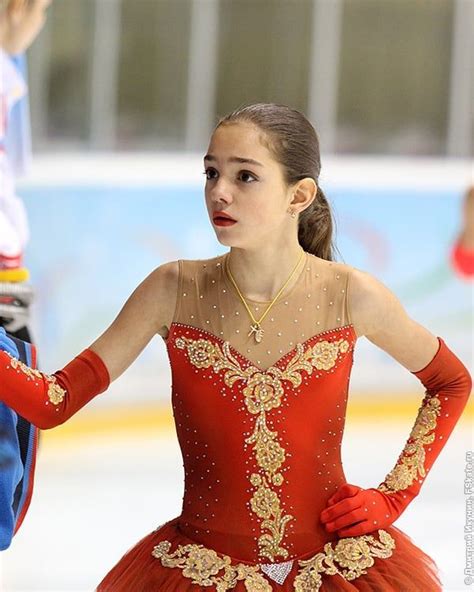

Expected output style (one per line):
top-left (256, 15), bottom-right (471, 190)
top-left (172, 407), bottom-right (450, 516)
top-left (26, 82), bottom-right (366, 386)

top-left (15, 154), bottom-right (473, 418)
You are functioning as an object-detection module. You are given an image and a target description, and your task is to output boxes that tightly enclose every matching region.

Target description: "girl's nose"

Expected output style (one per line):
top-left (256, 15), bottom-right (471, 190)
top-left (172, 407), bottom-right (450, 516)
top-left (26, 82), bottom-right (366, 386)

top-left (210, 179), bottom-right (233, 203)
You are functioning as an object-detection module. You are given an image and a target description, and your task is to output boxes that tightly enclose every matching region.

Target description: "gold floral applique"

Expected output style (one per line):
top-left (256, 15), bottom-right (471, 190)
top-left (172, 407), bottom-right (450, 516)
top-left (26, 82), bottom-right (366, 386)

top-left (151, 529), bottom-right (395, 590)
top-left (44, 376), bottom-right (66, 405)
top-left (7, 353), bottom-right (66, 405)
top-left (152, 540), bottom-right (272, 591)
top-left (175, 332), bottom-right (351, 561)
top-left (293, 529), bottom-right (396, 591)
top-left (378, 390), bottom-right (441, 493)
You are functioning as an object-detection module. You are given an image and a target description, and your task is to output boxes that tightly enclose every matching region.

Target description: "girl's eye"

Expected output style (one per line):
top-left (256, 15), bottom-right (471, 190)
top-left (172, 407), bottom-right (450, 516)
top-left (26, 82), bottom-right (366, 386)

top-left (202, 169), bottom-right (256, 183)
top-left (203, 168), bottom-right (217, 180)
top-left (239, 171), bottom-right (256, 183)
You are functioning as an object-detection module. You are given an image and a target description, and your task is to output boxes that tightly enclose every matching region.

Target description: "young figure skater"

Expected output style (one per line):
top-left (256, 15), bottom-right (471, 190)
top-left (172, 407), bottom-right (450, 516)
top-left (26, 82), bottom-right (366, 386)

top-left (0, 103), bottom-right (471, 590)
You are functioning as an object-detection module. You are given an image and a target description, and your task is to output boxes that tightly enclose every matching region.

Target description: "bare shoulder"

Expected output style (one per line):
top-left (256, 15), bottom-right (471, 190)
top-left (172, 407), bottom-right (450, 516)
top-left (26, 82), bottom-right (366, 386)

top-left (345, 265), bottom-right (389, 338)
top-left (152, 255), bottom-right (224, 338)
top-left (101, 259), bottom-right (180, 338)
top-left (151, 260), bottom-right (180, 339)
top-left (153, 255), bottom-right (223, 338)
top-left (87, 259), bottom-right (180, 382)
top-left (346, 264), bottom-right (439, 372)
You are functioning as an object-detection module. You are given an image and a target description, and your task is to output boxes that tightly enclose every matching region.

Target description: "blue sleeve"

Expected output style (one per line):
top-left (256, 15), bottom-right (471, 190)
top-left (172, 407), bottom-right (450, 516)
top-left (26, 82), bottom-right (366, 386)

top-left (0, 403), bottom-right (23, 550)
top-left (0, 332), bottom-right (38, 550)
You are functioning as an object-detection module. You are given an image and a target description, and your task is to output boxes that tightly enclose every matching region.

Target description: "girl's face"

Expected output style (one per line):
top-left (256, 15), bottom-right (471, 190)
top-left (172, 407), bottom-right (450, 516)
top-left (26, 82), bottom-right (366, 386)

top-left (2, 0), bottom-right (52, 55)
top-left (204, 122), bottom-right (294, 249)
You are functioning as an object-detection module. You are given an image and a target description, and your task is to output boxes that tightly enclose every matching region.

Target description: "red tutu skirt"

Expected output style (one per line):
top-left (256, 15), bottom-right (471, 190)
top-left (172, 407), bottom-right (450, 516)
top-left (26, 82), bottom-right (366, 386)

top-left (97, 516), bottom-right (443, 591)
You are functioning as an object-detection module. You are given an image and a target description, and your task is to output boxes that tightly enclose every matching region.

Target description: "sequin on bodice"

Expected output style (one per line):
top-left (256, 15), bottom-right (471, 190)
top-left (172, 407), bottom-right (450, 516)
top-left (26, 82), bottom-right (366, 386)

top-left (162, 252), bottom-right (357, 566)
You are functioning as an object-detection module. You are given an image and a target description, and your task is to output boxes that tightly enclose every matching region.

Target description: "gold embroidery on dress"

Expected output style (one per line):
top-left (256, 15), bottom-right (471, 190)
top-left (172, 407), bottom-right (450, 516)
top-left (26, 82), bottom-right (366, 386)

top-left (7, 354), bottom-right (66, 405)
top-left (45, 377), bottom-right (67, 405)
top-left (151, 529), bottom-right (395, 590)
top-left (152, 540), bottom-right (273, 591)
top-left (293, 529), bottom-right (396, 591)
top-left (175, 332), bottom-right (351, 561)
top-left (377, 391), bottom-right (440, 493)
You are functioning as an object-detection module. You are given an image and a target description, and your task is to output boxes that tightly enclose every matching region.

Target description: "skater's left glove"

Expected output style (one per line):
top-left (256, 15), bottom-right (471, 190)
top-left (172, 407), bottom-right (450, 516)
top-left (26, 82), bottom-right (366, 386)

top-left (0, 327), bottom-right (19, 359)
top-left (320, 337), bottom-right (472, 537)
top-left (320, 483), bottom-right (405, 537)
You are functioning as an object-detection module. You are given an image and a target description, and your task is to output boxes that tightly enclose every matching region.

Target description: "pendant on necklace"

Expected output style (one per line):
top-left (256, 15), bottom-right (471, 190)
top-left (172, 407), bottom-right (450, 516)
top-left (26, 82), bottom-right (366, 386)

top-left (248, 323), bottom-right (264, 343)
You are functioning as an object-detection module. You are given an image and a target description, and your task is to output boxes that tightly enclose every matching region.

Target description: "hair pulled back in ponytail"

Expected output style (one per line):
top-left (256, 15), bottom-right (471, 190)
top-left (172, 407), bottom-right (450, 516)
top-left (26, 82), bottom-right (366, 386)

top-left (215, 103), bottom-right (338, 261)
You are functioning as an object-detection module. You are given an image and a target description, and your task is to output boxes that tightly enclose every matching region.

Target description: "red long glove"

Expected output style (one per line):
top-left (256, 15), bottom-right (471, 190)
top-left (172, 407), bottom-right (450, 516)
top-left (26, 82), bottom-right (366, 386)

top-left (320, 336), bottom-right (472, 537)
top-left (0, 348), bottom-right (110, 429)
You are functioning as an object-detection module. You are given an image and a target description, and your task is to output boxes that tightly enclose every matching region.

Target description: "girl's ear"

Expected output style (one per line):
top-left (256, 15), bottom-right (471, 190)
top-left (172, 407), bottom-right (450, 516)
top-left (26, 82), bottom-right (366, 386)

top-left (290, 178), bottom-right (317, 211)
top-left (6, 0), bottom-right (28, 24)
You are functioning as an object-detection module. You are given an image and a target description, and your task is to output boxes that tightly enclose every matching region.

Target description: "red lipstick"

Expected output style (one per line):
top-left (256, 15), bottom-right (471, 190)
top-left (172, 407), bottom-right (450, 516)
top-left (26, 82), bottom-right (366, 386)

top-left (213, 211), bottom-right (237, 226)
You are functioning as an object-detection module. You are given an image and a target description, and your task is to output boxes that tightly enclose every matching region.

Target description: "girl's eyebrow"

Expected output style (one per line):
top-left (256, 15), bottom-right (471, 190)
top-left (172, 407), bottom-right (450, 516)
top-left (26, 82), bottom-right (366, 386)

top-left (203, 155), bottom-right (264, 167)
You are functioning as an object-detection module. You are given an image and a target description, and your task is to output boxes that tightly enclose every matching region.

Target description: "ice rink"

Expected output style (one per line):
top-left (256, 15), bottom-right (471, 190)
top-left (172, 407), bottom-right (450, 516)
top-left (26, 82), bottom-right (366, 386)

top-left (1, 408), bottom-right (471, 592)
top-left (1, 0), bottom-right (471, 586)
top-left (1, 157), bottom-right (472, 591)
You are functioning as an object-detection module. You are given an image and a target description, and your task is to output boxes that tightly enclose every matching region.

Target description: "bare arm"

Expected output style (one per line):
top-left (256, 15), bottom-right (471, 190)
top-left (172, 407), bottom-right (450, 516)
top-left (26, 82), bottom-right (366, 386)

top-left (88, 260), bottom-right (179, 382)
top-left (320, 265), bottom-right (471, 538)
top-left (0, 260), bottom-right (179, 428)
top-left (349, 266), bottom-right (440, 371)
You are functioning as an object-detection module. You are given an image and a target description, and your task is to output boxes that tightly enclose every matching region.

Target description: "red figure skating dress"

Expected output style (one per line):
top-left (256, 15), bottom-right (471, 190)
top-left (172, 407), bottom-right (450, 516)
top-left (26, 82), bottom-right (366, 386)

top-left (97, 252), bottom-right (442, 591)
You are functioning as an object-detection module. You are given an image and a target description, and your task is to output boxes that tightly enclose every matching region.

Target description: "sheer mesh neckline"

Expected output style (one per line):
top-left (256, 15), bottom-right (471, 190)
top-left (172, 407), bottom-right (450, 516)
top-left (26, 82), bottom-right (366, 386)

top-left (168, 252), bottom-right (352, 371)
top-left (165, 321), bottom-right (356, 374)
top-left (220, 251), bottom-right (309, 305)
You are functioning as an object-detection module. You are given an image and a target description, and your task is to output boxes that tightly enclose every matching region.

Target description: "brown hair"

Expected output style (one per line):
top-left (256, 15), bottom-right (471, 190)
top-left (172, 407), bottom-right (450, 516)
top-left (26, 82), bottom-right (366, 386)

top-left (215, 103), bottom-right (340, 262)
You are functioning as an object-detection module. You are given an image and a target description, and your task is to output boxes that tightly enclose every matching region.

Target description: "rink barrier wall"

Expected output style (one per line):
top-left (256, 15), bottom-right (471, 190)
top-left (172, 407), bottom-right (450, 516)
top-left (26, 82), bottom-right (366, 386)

top-left (38, 394), bottom-right (473, 444)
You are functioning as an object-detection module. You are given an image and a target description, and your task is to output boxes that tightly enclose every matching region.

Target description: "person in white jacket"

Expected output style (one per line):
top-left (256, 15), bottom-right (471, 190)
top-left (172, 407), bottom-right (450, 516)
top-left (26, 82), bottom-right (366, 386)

top-left (0, 0), bottom-right (52, 282)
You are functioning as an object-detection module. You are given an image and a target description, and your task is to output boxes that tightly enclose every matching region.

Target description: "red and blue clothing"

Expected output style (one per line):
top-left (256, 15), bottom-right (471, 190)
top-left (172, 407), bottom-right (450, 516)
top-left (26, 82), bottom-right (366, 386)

top-left (0, 331), bottom-right (38, 550)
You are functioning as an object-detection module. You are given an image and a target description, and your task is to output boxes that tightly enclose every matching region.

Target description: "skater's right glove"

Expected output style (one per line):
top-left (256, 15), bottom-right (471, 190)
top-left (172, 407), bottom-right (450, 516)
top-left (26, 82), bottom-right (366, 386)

top-left (0, 344), bottom-right (110, 429)
top-left (0, 327), bottom-right (19, 358)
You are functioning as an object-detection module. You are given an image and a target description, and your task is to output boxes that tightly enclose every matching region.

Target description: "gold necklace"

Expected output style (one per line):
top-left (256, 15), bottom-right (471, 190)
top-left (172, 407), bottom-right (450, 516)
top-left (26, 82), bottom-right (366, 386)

top-left (224, 249), bottom-right (306, 344)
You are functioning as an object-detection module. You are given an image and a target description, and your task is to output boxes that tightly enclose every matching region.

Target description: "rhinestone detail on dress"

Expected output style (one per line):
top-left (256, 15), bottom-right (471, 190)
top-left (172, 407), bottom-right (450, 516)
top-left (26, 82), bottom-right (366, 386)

top-left (260, 559), bottom-right (294, 584)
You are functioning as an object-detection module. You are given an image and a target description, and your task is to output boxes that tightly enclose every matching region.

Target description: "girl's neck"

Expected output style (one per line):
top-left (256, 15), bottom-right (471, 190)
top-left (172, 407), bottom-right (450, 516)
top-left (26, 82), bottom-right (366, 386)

top-left (225, 245), bottom-right (306, 302)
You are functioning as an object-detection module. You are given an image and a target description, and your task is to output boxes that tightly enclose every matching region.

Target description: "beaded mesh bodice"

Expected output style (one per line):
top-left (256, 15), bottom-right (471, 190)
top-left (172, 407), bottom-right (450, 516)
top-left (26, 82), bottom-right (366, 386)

top-left (162, 251), bottom-right (357, 566)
